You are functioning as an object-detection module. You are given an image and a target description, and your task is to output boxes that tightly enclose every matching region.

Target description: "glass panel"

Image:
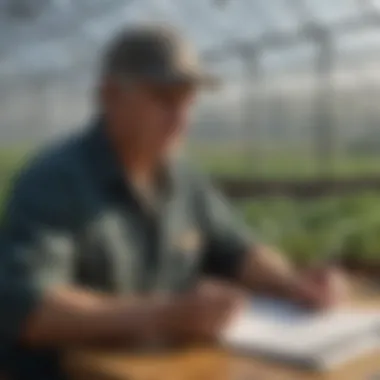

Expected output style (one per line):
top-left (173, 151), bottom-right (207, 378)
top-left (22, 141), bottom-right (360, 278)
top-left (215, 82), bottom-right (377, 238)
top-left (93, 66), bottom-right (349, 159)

top-left (258, 0), bottom-right (301, 31)
top-left (305, 0), bottom-right (362, 23)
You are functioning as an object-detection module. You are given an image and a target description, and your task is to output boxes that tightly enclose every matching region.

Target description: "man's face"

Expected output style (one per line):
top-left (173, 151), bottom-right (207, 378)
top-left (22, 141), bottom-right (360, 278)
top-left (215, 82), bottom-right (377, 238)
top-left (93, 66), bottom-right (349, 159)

top-left (107, 79), bottom-right (196, 160)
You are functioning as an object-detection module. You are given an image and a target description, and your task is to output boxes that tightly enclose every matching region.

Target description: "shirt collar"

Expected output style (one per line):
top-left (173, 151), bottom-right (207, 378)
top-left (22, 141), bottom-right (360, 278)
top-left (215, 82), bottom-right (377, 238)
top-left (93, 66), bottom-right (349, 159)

top-left (85, 116), bottom-right (124, 187)
top-left (85, 116), bottom-right (183, 204)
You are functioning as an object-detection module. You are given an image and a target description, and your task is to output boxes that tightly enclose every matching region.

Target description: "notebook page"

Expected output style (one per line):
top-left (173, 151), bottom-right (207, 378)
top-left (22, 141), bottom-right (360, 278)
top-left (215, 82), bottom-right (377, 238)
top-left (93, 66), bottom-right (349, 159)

top-left (222, 297), bottom-right (380, 366)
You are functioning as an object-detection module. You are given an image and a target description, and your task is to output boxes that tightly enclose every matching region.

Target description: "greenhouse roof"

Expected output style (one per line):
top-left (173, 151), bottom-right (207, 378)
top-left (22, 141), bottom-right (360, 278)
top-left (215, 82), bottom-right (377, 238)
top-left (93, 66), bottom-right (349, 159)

top-left (0, 0), bottom-right (379, 76)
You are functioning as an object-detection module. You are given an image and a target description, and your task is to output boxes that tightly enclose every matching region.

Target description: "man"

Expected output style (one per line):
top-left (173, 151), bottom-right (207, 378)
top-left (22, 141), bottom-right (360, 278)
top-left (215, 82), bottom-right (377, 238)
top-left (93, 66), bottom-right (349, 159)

top-left (0, 24), bottom-right (344, 379)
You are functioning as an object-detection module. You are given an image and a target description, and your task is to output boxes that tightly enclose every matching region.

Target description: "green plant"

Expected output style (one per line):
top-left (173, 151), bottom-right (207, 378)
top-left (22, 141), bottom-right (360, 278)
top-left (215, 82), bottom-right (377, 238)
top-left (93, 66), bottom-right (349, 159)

top-left (240, 194), bottom-right (380, 265)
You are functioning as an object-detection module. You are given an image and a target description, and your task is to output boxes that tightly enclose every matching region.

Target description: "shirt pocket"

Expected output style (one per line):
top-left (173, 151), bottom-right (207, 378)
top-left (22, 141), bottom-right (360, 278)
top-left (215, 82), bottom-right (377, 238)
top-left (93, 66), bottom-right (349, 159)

top-left (169, 229), bottom-right (204, 291)
top-left (77, 212), bottom-right (143, 294)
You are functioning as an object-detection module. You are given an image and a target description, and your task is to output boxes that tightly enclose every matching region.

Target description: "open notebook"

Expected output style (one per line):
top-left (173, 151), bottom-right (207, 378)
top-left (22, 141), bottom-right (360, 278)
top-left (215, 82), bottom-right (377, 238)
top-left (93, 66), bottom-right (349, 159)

top-left (221, 297), bottom-right (380, 371)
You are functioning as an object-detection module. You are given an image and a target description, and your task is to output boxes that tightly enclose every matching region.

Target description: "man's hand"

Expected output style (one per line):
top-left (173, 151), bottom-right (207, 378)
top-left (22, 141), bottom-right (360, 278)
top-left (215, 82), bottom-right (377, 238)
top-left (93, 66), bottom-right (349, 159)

top-left (161, 280), bottom-right (245, 344)
top-left (238, 245), bottom-right (349, 310)
top-left (293, 266), bottom-right (350, 309)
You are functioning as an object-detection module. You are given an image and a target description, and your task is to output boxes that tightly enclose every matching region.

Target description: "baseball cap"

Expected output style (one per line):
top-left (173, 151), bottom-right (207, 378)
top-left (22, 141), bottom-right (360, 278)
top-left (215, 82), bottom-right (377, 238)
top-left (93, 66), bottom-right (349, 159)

top-left (102, 23), bottom-right (219, 89)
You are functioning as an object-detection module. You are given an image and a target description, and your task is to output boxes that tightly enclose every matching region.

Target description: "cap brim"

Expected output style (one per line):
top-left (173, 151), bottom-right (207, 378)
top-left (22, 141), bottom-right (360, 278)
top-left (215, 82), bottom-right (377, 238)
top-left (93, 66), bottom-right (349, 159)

top-left (146, 71), bottom-right (221, 91)
top-left (190, 73), bottom-right (221, 90)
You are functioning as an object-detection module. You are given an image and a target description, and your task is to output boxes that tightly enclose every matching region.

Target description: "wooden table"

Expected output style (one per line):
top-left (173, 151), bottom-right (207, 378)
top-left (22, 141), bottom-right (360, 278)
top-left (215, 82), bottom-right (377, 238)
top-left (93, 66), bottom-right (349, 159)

top-left (65, 278), bottom-right (380, 380)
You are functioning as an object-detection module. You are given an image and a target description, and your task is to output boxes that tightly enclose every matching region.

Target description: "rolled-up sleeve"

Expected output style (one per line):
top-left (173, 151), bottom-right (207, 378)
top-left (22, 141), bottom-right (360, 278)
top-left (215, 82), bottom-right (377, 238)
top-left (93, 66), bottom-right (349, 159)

top-left (0, 164), bottom-right (77, 344)
top-left (194, 176), bottom-right (256, 280)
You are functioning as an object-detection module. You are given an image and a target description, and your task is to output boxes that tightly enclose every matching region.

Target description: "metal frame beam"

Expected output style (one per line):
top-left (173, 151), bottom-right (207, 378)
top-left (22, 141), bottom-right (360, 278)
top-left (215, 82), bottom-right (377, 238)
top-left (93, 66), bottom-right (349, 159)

top-left (203, 8), bottom-right (380, 61)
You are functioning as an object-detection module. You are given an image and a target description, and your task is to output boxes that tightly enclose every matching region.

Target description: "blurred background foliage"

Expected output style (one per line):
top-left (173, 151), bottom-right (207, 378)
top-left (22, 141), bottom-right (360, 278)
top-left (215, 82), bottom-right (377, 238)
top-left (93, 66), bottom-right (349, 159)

top-left (240, 194), bottom-right (380, 265)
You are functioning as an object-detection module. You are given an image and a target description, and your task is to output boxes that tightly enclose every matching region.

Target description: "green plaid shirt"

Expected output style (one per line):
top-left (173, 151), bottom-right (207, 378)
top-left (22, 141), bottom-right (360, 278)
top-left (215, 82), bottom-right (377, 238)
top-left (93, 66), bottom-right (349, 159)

top-left (0, 118), bottom-right (253, 379)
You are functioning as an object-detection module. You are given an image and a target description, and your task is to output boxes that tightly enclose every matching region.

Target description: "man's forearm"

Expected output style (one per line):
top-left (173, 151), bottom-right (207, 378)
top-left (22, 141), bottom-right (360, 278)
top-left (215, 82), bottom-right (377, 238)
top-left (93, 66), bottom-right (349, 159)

top-left (237, 245), bottom-right (328, 306)
top-left (238, 245), bottom-right (300, 298)
top-left (20, 287), bottom-right (169, 348)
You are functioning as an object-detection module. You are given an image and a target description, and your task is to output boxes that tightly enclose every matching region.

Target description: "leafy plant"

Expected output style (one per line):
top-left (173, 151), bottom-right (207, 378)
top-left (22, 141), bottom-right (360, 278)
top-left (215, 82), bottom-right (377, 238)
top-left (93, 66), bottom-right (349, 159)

top-left (240, 193), bottom-right (380, 265)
